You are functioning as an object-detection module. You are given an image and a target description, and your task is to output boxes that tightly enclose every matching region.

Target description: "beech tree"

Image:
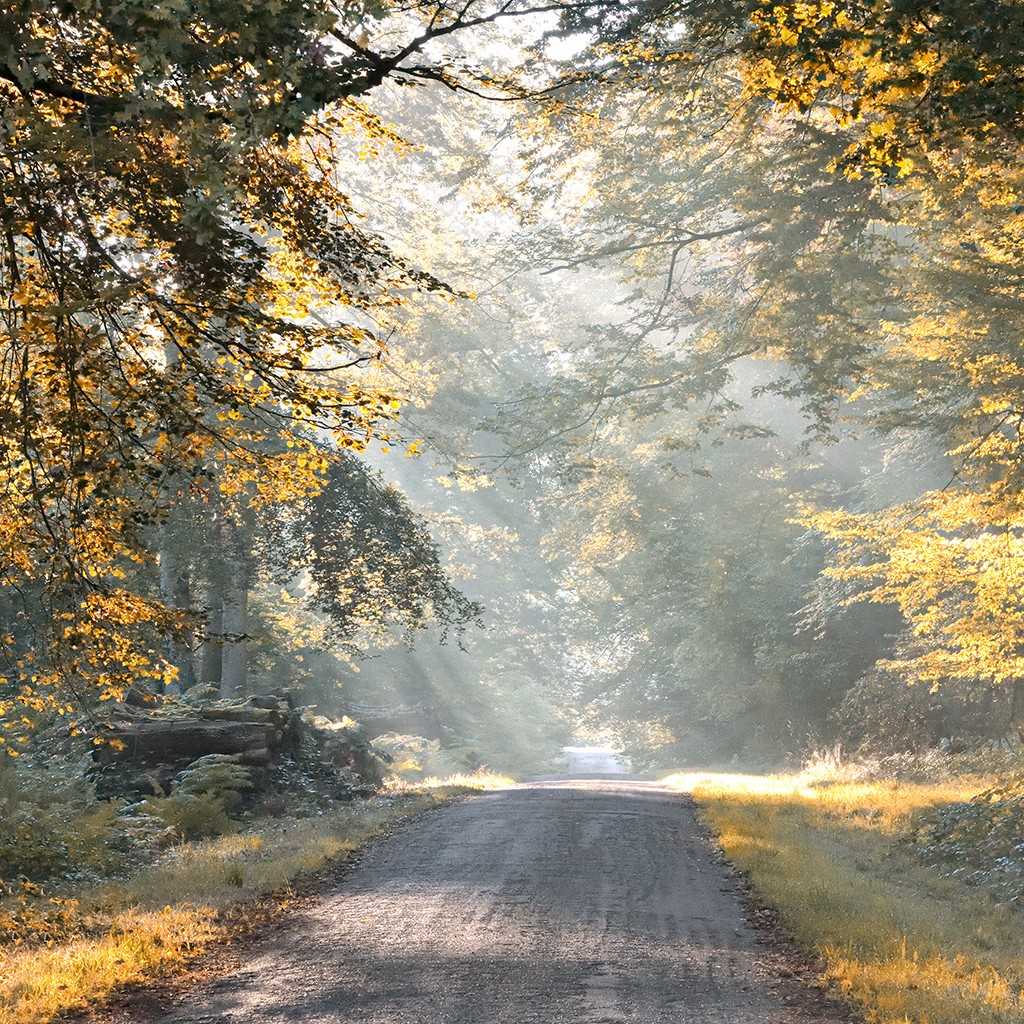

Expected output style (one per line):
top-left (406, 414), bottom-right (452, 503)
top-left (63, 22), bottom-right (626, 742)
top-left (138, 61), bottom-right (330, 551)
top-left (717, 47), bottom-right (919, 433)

top-left (272, 455), bottom-right (482, 652)
top-left (541, 3), bottom-right (1024, 702)
top-left (0, 0), bottom-right (613, 737)
top-left (383, 3), bottom-right (1024, 750)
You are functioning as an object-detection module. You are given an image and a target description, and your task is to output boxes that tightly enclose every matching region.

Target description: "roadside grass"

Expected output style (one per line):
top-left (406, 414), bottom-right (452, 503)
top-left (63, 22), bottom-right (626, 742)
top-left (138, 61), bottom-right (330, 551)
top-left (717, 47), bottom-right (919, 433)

top-left (667, 770), bottom-right (1024, 1024)
top-left (0, 773), bottom-right (511, 1024)
top-left (382, 771), bottom-right (515, 796)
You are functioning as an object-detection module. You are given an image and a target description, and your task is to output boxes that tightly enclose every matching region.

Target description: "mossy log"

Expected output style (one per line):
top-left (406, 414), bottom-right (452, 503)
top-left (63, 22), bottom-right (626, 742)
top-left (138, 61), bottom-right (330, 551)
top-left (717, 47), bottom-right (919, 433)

top-left (95, 695), bottom-right (303, 768)
top-left (96, 720), bottom-right (283, 766)
top-left (91, 696), bottom-right (388, 802)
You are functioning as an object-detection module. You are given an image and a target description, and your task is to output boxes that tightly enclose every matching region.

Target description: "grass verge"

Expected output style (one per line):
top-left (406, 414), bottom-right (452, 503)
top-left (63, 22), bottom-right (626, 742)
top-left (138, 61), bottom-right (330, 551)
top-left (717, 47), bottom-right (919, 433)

top-left (666, 770), bottom-right (1024, 1024)
top-left (0, 773), bottom-right (512, 1024)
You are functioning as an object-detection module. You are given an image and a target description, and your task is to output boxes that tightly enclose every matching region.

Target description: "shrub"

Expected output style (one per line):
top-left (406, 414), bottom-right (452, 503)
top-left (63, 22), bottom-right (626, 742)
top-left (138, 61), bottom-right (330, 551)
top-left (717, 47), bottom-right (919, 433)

top-left (913, 776), bottom-right (1024, 905)
top-left (372, 733), bottom-right (473, 782)
top-left (144, 792), bottom-right (238, 841)
top-left (0, 803), bottom-right (73, 881)
top-left (0, 758), bottom-right (130, 885)
top-left (176, 755), bottom-right (252, 811)
top-left (838, 666), bottom-right (1015, 756)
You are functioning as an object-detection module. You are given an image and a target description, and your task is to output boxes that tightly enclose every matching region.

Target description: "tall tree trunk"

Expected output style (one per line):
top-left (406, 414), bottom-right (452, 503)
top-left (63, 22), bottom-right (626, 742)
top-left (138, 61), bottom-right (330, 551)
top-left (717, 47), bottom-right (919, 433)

top-left (222, 575), bottom-right (248, 699)
top-left (158, 338), bottom-right (196, 693)
top-left (159, 541), bottom-right (196, 694)
top-left (199, 584), bottom-right (224, 693)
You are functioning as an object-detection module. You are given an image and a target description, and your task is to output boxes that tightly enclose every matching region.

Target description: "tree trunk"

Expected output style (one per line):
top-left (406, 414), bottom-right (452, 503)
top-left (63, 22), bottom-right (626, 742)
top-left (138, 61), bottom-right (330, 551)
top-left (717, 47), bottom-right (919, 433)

top-left (199, 584), bottom-right (224, 693)
top-left (222, 578), bottom-right (248, 699)
top-left (1010, 678), bottom-right (1024, 744)
top-left (159, 338), bottom-right (197, 693)
top-left (159, 544), bottom-right (196, 694)
top-left (98, 719), bottom-right (279, 766)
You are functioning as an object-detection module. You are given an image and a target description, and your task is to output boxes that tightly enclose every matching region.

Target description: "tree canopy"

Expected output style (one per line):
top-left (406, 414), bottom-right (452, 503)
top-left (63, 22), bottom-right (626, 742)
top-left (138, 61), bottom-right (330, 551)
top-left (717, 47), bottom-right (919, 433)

top-left (381, 0), bottom-right (1024, 756)
top-left (0, 0), bottom-right (597, 736)
top-left (6, 0), bottom-right (1024, 764)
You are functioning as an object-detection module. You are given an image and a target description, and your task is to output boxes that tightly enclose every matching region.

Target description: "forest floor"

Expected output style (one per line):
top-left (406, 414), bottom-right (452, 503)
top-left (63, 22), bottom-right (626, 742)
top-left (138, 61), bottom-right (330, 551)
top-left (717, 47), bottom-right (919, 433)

top-left (86, 778), bottom-right (859, 1024)
top-left (12, 767), bottom-right (1018, 1024)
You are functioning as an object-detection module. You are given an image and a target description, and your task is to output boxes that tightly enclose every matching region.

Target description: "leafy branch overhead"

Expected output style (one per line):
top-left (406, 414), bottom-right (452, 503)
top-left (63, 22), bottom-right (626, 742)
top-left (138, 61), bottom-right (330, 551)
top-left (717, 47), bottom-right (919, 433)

top-left (2, 0), bottom-right (582, 723)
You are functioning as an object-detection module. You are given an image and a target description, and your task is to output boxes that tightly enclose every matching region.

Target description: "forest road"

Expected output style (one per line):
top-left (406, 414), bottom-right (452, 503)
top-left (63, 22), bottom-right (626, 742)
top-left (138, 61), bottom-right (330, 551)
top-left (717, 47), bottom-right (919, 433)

top-left (140, 779), bottom-right (857, 1024)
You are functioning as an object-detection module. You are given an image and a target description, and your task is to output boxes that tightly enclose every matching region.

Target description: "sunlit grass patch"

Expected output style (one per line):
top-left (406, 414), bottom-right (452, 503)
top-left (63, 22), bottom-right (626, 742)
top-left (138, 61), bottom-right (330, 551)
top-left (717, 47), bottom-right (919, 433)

top-left (0, 906), bottom-right (218, 1024)
top-left (668, 770), bottom-right (1024, 1024)
top-left (384, 770), bottom-right (515, 795)
top-left (823, 946), bottom-right (1024, 1023)
top-left (0, 784), bottom-right (483, 1024)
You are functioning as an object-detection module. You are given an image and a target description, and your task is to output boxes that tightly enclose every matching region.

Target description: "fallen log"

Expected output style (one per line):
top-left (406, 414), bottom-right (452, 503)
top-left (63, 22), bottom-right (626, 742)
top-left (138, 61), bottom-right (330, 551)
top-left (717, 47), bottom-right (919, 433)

top-left (95, 719), bottom-right (281, 766)
top-left (90, 695), bottom-right (388, 804)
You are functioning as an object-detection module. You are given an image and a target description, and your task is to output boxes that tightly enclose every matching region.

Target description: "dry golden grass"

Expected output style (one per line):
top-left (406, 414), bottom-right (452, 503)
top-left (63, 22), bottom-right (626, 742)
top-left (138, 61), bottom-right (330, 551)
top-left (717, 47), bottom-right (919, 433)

top-left (666, 770), bottom-right (1024, 1024)
top-left (383, 770), bottom-right (515, 795)
top-left (0, 907), bottom-right (218, 1024)
top-left (0, 782), bottom-right (506, 1024)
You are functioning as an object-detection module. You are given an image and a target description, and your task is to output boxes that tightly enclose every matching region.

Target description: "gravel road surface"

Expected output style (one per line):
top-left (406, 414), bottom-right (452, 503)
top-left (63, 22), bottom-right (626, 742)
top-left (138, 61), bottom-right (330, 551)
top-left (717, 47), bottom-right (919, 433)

top-left (141, 779), bottom-right (856, 1024)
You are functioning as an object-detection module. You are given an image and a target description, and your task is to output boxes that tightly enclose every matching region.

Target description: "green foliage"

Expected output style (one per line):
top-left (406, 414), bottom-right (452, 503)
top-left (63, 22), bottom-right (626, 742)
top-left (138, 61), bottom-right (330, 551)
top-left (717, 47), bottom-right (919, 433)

top-left (0, 0), bottom-right (546, 720)
top-left (143, 793), bottom-right (238, 842)
top-left (11, 0), bottom-right (1024, 769)
top-left (838, 657), bottom-right (1016, 756)
top-left (0, 804), bottom-right (76, 882)
top-left (914, 778), bottom-right (1024, 906)
top-left (0, 758), bottom-right (133, 884)
top-left (0, 0), bottom-right (416, 714)
top-left (142, 755), bottom-right (252, 841)
top-left (270, 454), bottom-right (483, 651)
top-left (421, 0), bottom-right (1024, 755)
top-left (176, 755), bottom-right (253, 810)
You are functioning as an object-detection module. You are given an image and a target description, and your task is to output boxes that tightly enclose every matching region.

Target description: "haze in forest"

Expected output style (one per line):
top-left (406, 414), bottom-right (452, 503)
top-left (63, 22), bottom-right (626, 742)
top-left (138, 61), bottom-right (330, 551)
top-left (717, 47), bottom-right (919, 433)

top-left (4, 0), bottom-right (1024, 780)
top-left (7, 9), bottom-right (1024, 1019)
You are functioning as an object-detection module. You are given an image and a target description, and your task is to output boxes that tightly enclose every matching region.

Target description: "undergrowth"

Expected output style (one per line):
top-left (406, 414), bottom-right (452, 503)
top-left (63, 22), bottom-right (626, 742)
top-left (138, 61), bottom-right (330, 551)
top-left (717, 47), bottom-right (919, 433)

top-left (913, 775), bottom-right (1024, 906)
top-left (669, 764), bottom-right (1024, 1024)
top-left (383, 770), bottom-right (515, 795)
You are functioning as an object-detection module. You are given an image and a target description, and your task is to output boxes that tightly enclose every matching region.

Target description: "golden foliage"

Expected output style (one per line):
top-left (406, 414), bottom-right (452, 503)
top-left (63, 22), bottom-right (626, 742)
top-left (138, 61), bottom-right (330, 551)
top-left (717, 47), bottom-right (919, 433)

top-left (0, 787), bottom-right (477, 1024)
top-left (804, 483), bottom-right (1024, 688)
top-left (0, 5), bottom-right (456, 721)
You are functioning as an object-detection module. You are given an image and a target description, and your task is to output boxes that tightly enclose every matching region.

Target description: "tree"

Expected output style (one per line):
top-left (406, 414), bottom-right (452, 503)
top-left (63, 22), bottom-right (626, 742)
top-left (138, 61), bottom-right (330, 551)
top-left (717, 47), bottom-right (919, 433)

top-left (0, 0), bottom-right (615, 736)
top-left (353, 3), bottom-right (1024, 752)
top-left (477, 1), bottom-right (1024, 746)
top-left (272, 454), bottom-right (483, 654)
top-left (555, 1), bottom-right (1024, 178)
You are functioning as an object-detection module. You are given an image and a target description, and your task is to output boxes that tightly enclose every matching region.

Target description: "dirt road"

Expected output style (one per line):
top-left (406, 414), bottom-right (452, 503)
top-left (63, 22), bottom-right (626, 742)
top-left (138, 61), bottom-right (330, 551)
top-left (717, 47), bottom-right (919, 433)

top-left (140, 779), bottom-right (857, 1024)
